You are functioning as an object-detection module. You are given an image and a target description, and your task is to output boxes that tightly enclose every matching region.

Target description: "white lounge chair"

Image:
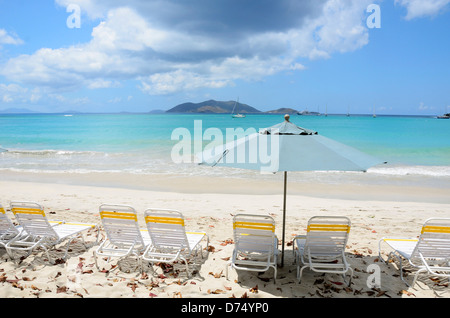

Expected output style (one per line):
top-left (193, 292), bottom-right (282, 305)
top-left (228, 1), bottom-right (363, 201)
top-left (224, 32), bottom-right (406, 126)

top-left (141, 209), bottom-right (209, 278)
top-left (226, 214), bottom-right (278, 283)
top-left (94, 204), bottom-right (151, 271)
top-left (6, 201), bottom-right (99, 264)
top-left (0, 204), bottom-right (22, 248)
top-left (293, 216), bottom-right (353, 285)
top-left (379, 217), bottom-right (450, 287)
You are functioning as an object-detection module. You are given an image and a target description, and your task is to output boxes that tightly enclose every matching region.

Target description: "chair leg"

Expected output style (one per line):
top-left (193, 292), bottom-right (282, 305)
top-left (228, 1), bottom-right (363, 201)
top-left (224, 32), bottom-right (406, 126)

top-left (138, 255), bottom-right (143, 274)
top-left (272, 265), bottom-right (277, 284)
top-left (343, 267), bottom-right (353, 286)
top-left (297, 265), bottom-right (307, 283)
top-left (41, 244), bottom-right (54, 264)
top-left (225, 261), bottom-right (231, 280)
top-left (61, 238), bottom-right (75, 261)
top-left (181, 256), bottom-right (190, 278)
top-left (5, 248), bottom-right (20, 264)
top-left (143, 261), bottom-right (157, 275)
top-left (411, 268), bottom-right (427, 288)
top-left (79, 233), bottom-right (88, 249)
top-left (130, 252), bottom-right (141, 273)
top-left (93, 250), bottom-right (100, 270)
top-left (395, 255), bottom-right (412, 287)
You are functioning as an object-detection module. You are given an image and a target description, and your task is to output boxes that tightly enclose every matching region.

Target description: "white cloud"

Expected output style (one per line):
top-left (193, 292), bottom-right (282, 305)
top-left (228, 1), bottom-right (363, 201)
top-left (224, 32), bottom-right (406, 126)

top-left (1, 1), bottom-right (377, 95)
top-left (0, 29), bottom-right (23, 46)
top-left (290, 63), bottom-right (306, 71)
top-left (87, 79), bottom-right (120, 89)
top-left (418, 101), bottom-right (436, 111)
top-left (314, 0), bottom-right (371, 53)
top-left (0, 83), bottom-right (38, 104)
top-left (395, 0), bottom-right (450, 20)
top-left (48, 93), bottom-right (91, 107)
top-left (0, 84), bottom-right (27, 103)
top-left (139, 70), bottom-right (232, 95)
top-left (108, 97), bottom-right (122, 103)
top-left (287, 0), bottom-right (372, 60)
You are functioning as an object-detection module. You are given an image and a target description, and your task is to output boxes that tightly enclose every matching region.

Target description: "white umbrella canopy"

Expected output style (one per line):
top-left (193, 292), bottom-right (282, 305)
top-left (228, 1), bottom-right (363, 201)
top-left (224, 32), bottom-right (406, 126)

top-left (198, 115), bottom-right (385, 265)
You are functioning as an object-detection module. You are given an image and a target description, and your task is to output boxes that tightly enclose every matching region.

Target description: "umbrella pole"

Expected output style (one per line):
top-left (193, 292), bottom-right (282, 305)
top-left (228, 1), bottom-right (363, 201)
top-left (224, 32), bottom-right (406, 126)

top-left (281, 171), bottom-right (287, 267)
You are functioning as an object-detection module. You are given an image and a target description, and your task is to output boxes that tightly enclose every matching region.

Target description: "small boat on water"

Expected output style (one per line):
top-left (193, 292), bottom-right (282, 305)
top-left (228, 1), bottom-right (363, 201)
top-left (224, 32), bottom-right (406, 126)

top-left (297, 109), bottom-right (320, 116)
top-left (437, 113), bottom-right (450, 119)
top-left (231, 98), bottom-right (246, 118)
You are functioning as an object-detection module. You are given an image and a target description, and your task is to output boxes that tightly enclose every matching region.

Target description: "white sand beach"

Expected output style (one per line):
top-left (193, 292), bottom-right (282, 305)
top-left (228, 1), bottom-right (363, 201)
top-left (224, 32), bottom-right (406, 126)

top-left (0, 171), bottom-right (449, 299)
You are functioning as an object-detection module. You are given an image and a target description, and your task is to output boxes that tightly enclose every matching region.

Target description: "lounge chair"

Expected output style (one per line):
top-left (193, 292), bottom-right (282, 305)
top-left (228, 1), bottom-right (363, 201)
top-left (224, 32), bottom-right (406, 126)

top-left (226, 214), bottom-right (278, 283)
top-left (378, 217), bottom-right (450, 287)
top-left (293, 216), bottom-right (353, 285)
top-left (94, 204), bottom-right (151, 271)
top-left (141, 209), bottom-right (209, 278)
top-left (0, 204), bottom-right (22, 248)
top-left (6, 201), bottom-right (99, 263)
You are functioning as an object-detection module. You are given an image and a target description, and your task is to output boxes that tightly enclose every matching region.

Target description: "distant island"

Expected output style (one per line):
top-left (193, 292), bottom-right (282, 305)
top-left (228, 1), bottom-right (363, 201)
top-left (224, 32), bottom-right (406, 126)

top-left (166, 99), bottom-right (299, 114)
top-left (166, 99), bottom-right (261, 114)
top-left (265, 107), bottom-right (299, 114)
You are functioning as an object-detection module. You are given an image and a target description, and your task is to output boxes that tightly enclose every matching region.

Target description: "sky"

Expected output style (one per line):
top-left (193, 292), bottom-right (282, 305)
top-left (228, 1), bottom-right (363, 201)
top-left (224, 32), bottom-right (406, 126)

top-left (0, 0), bottom-right (449, 115)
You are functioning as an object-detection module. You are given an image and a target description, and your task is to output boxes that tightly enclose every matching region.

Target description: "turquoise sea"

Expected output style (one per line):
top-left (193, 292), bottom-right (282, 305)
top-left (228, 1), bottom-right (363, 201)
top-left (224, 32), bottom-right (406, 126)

top-left (0, 113), bottom-right (449, 187)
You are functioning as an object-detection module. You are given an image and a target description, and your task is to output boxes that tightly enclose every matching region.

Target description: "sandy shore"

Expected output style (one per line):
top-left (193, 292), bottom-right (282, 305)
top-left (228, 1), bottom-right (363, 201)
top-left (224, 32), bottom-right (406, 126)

top-left (0, 172), bottom-right (449, 299)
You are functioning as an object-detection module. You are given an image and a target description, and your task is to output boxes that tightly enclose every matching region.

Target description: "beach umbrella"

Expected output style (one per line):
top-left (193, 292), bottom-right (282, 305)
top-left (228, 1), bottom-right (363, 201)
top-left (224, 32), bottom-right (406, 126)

top-left (198, 115), bottom-right (385, 266)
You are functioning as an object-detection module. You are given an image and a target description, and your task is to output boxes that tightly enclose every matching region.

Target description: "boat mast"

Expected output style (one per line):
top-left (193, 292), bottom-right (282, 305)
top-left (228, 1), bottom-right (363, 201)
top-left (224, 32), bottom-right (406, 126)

top-left (231, 97), bottom-right (238, 115)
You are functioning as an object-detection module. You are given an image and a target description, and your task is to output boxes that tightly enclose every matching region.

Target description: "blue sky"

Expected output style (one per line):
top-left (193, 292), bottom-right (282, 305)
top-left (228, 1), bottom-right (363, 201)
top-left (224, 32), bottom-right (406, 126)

top-left (0, 0), bottom-right (449, 115)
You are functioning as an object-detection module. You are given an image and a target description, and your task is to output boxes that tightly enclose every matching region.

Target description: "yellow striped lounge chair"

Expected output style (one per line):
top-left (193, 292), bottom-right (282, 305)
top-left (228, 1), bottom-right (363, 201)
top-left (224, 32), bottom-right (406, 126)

top-left (0, 203), bottom-right (22, 247)
top-left (378, 218), bottom-right (450, 287)
top-left (6, 201), bottom-right (99, 264)
top-left (293, 216), bottom-right (353, 285)
top-left (226, 214), bottom-right (278, 283)
top-left (141, 209), bottom-right (209, 278)
top-left (94, 204), bottom-right (151, 271)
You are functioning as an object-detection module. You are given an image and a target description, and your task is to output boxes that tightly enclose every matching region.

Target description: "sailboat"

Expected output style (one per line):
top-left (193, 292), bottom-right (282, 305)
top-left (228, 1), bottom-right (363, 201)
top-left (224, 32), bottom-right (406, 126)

top-left (437, 106), bottom-right (450, 119)
top-left (231, 98), bottom-right (246, 118)
top-left (373, 105), bottom-right (376, 118)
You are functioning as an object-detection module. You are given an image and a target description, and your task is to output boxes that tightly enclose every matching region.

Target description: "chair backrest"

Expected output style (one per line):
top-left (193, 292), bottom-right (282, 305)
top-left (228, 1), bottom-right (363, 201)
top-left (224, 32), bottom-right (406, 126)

top-left (10, 201), bottom-right (57, 239)
top-left (144, 209), bottom-right (189, 251)
top-left (305, 216), bottom-right (351, 257)
top-left (233, 214), bottom-right (276, 253)
top-left (412, 218), bottom-right (450, 260)
top-left (99, 204), bottom-right (145, 247)
top-left (0, 204), bottom-right (19, 238)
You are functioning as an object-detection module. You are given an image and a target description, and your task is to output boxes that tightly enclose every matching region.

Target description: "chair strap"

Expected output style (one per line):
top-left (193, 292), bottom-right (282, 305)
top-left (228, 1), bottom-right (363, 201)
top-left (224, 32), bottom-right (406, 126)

top-left (307, 224), bottom-right (350, 233)
top-left (145, 216), bottom-right (184, 226)
top-left (12, 207), bottom-right (46, 216)
top-left (100, 211), bottom-right (137, 221)
top-left (234, 221), bottom-right (275, 232)
top-left (422, 225), bottom-right (450, 234)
